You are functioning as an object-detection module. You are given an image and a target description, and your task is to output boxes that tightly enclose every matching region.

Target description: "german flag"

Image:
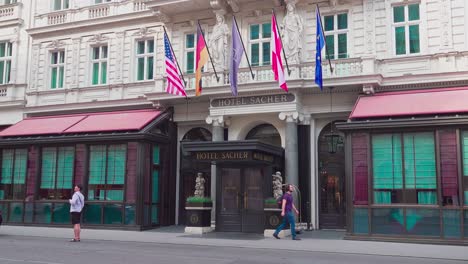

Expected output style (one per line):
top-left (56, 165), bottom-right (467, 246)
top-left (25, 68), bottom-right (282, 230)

top-left (195, 23), bottom-right (208, 96)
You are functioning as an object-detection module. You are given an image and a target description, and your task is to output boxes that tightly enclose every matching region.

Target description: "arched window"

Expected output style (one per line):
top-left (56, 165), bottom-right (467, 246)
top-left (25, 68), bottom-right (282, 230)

top-left (182, 127), bottom-right (212, 142)
top-left (246, 124), bottom-right (281, 147)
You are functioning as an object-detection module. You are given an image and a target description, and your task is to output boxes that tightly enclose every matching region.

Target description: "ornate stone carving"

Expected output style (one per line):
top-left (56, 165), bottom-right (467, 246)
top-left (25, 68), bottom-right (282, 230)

top-left (194, 172), bottom-right (206, 197)
top-left (279, 112), bottom-right (304, 123)
top-left (281, 0), bottom-right (303, 64)
top-left (272, 171), bottom-right (283, 199)
top-left (46, 40), bottom-right (66, 50)
top-left (152, 9), bottom-right (170, 23)
top-left (206, 115), bottom-right (228, 127)
top-left (132, 27), bottom-right (155, 37)
top-left (88, 33), bottom-right (108, 44)
top-left (209, 10), bottom-right (229, 71)
top-left (439, 0), bottom-right (453, 50)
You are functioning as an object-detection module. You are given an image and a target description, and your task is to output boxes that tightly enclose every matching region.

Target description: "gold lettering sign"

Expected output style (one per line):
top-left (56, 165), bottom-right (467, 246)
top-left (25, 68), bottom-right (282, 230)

top-left (194, 151), bottom-right (250, 161)
top-left (253, 152), bottom-right (274, 162)
top-left (211, 94), bottom-right (295, 107)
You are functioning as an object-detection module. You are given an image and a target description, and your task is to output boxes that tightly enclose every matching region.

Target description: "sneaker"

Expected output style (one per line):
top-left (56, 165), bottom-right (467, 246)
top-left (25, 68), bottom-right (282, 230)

top-left (292, 237), bottom-right (301, 240)
top-left (273, 233), bottom-right (280, 239)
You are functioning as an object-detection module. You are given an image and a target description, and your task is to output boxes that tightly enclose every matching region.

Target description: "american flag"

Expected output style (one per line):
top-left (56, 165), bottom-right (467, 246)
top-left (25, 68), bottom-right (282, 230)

top-left (164, 32), bottom-right (187, 97)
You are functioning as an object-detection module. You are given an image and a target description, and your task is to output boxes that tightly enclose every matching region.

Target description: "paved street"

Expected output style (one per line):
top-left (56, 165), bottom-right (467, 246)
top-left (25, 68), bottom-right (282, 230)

top-left (0, 235), bottom-right (465, 264)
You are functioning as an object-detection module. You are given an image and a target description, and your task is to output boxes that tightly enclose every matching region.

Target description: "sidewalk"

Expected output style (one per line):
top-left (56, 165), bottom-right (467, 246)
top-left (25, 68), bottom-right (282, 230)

top-left (1, 225), bottom-right (467, 261)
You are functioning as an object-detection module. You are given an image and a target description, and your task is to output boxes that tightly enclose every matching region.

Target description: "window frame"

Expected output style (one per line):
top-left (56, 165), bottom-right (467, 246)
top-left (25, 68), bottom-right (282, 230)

top-left (39, 146), bottom-right (75, 200)
top-left (392, 3), bottom-right (421, 56)
top-left (135, 39), bottom-right (155, 82)
top-left (248, 22), bottom-right (271, 67)
top-left (323, 12), bottom-right (349, 60)
top-left (94, 0), bottom-right (111, 4)
top-left (52, 0), bottom-right (70, 11)
top-left (0, 148), bottom-right (28, 200)
top-left (0, 41), bottom-right (12, 85)
top-left (49, 50), bottom-right (65, 89)
top-left (90, 45), bottom-right (108, 86)
top-left (184, 33), bottom-right (196, 74)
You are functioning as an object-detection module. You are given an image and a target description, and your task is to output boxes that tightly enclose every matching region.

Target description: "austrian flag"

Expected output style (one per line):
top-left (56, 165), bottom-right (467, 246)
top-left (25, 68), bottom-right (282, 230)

top-left (271, 12), bottom-right (288, 92)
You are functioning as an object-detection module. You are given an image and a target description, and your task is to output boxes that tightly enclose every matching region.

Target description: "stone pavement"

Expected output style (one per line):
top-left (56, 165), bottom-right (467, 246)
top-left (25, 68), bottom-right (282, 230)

top-left (0, 225), bottom-right (467, 261)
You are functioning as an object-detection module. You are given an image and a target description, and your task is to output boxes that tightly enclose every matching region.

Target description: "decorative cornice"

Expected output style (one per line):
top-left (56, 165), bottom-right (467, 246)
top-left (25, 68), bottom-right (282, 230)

top-left (152, 8), bottom-right (170, 23)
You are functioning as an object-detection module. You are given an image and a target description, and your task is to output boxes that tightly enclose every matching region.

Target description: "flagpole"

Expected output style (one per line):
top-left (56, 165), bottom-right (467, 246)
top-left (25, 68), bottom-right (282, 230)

top-left (316, 5), bottom-right (333, 74)
top-left (197, 21), bottom-right (220, 82)
top-left (233, 15), bottom-right (255, 80)
top-left (272, 9), bottom-right (291, 76)
top-left (163, 26), bottom-right (188, 89)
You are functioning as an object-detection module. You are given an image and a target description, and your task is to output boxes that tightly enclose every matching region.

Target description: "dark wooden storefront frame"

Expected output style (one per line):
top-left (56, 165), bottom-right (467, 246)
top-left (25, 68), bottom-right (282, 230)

top-left (337, 116), bottom-right (468, 245)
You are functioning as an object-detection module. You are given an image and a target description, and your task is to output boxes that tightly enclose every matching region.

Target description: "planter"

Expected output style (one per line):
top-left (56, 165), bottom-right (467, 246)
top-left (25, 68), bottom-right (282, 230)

top-left (185, 204), bottom-right (212, 227)
top-left (264, 208), bottom-right (282, 229)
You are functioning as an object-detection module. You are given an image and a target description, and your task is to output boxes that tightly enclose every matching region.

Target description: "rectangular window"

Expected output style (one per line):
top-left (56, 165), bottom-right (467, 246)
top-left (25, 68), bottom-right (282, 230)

top-left (91, 45), bottom-right (108, 85)
top-left (53, 0), bottom-right (69, 11)
top-left (185, 33), bottom-right (195, 74)
top-left (0, 42), bottom-right (12, 85)
top-left (40, 147), bottom-right (74, 200)
top-left (393, 4), bottom-right (420, 55)
top-left (0, 149), bottom-right (27, 200)
top-left (4, 0), bottom-right (17, 5)
top-left (249, 22), bottom-right (271, 67)
top-left (136, 39), bottom-right (154, 81)
top-left (461, 131), bottom-right (468, 205)
top-left (324, 13), bottom-right (348, 59)
top-left (50, 51), bottom-right (65, 89)
top-left (95, 0), bottom-right (111, 3)
top-left (88, 145), bottom-right (126, 201)
top-left (372, 132), bottom-right (436, 204)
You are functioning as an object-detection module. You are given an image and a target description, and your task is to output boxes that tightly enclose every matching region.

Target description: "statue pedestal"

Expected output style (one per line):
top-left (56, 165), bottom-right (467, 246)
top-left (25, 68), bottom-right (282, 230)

top-left (185, 205), bottom-right (212, 234)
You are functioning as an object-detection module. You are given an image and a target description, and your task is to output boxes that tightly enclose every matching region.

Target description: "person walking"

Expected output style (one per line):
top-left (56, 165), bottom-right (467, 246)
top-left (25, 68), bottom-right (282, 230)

top-left (69, 184), bottom-right (85, 242)
top-left (273, 184), bottom-right (301, 240)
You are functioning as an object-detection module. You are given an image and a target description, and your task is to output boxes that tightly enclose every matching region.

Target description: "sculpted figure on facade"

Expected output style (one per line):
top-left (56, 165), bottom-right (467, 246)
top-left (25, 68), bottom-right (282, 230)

top-left (194, 172), bottom-right (206, 197)
top-left (272, 171), bottom-right (283, 199)
top-left (209, 11), bottom-right (229, 71)
top-left (281, 0), bottom-right (303, 64)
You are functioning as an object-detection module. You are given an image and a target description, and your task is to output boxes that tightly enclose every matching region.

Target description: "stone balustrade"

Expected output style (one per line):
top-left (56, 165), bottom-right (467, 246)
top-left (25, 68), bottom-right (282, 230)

top-left (0, 2), bottom-right (19, 21)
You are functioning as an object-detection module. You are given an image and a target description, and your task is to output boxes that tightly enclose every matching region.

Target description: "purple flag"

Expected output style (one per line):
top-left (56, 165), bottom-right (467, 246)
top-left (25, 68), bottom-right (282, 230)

top-left (229, 16), bottom-right (244, 96)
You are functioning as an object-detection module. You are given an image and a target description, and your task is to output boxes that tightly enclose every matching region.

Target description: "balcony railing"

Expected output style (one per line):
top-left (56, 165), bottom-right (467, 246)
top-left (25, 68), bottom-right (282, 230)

top-left (0, 3), bottom-right (20, 22)
top-left (0, 84), bottom-right (25, 103)
top-left (89, 5), bottom-right (109, 19)
top-left (47, 12), bottom-right (67, 25)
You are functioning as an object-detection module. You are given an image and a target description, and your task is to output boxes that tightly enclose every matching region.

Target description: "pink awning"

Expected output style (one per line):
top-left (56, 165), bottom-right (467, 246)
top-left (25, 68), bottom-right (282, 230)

top-left (350, 87), bottom-right (468, 119)
top-left (0, 109), bottom-right (162, 137)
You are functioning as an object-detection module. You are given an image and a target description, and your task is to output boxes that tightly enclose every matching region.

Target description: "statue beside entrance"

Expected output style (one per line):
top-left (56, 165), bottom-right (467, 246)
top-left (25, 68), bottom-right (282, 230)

top-left (272, 171), bottom-right (283, 199)
top-left (194, 172), bottom-right (206, 197)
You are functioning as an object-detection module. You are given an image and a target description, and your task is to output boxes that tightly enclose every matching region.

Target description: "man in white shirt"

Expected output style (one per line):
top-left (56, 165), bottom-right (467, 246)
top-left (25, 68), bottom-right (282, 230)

top-left (69, 184), bottom-right (85, 242)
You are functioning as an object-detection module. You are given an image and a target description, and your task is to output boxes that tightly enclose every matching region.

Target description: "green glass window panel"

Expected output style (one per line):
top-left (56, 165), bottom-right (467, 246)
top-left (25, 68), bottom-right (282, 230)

top-left (403, 133), bottom-right (436, 189)
top-left (153, 145), bottom-right (160, 165)
top-left (58, 67), bottom-right (64, 88)
top-left (338, 34), bottom-right (347, 58)
top-left (5, 61), bottom-right (10, 83)
top-left (51, 68), bottom-right (57, 89)
top-left (7, 43), bottom-right (12, 56)
top-left (0, 43), bottom-right (5, 57)
top-left (56, 147), bottom-right (74, 189)
top-left (107, 145), bottom-right (125, 185)
top-left (151, 205), bottom-right (159, 224)
top-left (250, 24), bottom-right (259, 40)
top-left (1, 150), bottom-right (13, 184)
top-left (59, 51), bottom-right (65, 63)
top-left (186, 51), bottom-right (194, 73)
top-left (102, 46), bottom-right (108, 58)
top-left (353, 208), bottom-right (369, 234)
top-left (92, 63), bottom-right (99, 85)
top-left (443, 210), bottom-right (460, 238)
top-left (325, 35), bottom-right (334, 60)
top-left (24, 203), bottom-right (33, 223)
top-left (83, 204), bottom-right (101, 224)
top-left (93, 47), bottom-right (100, 60)
top-left (137, 58), bottom-right (145, 80)
top-left (324, 16), bottom-right (334, 31)
top-left (251, 43), bottom-right (259, 66)
top-left (465, 191), bottom-right (468, 205)
top-left (64, 0), bottom-right (69, 9)
top-left (0, 61), bottom-right (4, 84)
top-left (104, 204), bottom-right (122, 224)
top-left (372, 134), bottom-right (403, 189)
top-left (262, 23), bottom-right (271, 38)
top-left (35, 203), bottom-right (52, 224)
top-left (0, 190), bottom-right (4, 199)
top-left (41, 148), bottom-right (57, 189)
top-left (137, 41), bottom-right (145, 54)
top-left (125, 205), bottom-right (135, 225)
top-left (54, 0), bottom-right (61, 10)
top-left (372, 208), bottom-right (405, 235)
top-left (106, 190), bottom-right (123, 201)
top-left (101, 62), bottom-right (107, 84)
top-left (51, 52), bottom-right (58, 64)
top-left (337, 13), bottom-right (348, 29)
top-left (14, 149), bottom-right (27, 184)
top-left (152, 170), bottom-right (159, 203)
top-left (409, 25), bottom-right (420, 54)
top-left (395, 27), bottom-right (406, 55)
top-left (186, 34), bottom-right (195, 48)
top-left (262, 42), bottom-right (270, 65)
top-left (147, 57), bottom-right (154, 80)
top-left (52, 203), bottom-right (70, 224)
top-left (408, 4), bottom-right (420, 21)
top-left (406, 209), bottom-right (440, 236)
top-left (418, 191), bottom-right (437, 205)
top-left (393, 6), bottom-right (405, 23)
top-left (89, 146), bottom-right (106, 184)
top-left (9, 202), bottom-right (23, 222)
top-left (148, 40), bottom-right (154, 53)
top-left (374, 191), bottom-right (391, 204)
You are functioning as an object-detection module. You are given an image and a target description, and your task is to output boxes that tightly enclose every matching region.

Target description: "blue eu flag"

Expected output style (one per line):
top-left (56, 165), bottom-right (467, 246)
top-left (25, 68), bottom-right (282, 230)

top-left (315, 6), bottom-right (325, 91)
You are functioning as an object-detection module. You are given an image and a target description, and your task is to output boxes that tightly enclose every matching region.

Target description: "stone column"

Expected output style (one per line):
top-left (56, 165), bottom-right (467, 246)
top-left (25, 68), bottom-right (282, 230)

top-left (205, 115), bottom-right (226, 228)
top-left (279, 112), bottom-right (302, 188)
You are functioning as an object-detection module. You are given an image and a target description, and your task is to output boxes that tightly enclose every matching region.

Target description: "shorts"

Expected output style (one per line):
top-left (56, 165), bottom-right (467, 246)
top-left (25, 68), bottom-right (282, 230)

top-left (71, 212), bottom-right (82, 225)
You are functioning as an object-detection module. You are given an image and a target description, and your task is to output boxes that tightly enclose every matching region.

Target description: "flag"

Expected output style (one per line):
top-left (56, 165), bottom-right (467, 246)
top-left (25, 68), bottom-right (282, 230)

top-left (229, 16), bottom-right (244, 96)
top-left (164, 32), bottom-right (186, 97)
top-left (271, 12), bottom-right (288, 92)
top-left (195, 23), bottom-right (209, 96)
top-left (315, 6), bottom-right (326, 91)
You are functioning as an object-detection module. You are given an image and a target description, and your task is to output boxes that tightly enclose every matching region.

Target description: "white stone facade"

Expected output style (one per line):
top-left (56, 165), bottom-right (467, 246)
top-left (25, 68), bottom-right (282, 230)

top-left (2, 0), bottom-right (468, 228)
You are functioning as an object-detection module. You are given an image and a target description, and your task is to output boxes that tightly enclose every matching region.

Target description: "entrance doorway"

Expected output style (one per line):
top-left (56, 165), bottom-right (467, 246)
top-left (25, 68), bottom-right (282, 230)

top-left (217, 167), bottom-right (265, 233)
top-left (318, 122), bottom-right (346, 229)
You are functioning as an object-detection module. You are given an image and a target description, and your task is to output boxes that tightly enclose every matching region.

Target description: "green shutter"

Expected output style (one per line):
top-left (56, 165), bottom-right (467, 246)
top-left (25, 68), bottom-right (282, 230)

top-left (137, 58), bottom-right (145, 80)
top-left (89, 145), bottom-right (106, 184)
top-left (418, 191), bottom-right (437, 205)
top-left (337, 13), bottom-right (348, 30)
top-left (153, 145), bottom-right (160, 165)
top-left (262, 42), bottom-right (270, 65)
top-left (1, 149), bottom-right (14, 184)
top-left (372, 134), bottom-right (402, 190)
top-left (101, 62), bottom-right (107, 84)
top-left (325, 35), bottom-right (334, 60)
top-left (41, 148), bottom-right (57, 189)
top-left (403, 133), bottom-right (436, 189)
top-left (92, 63), bottom-right (99, 85)
top-left (408, 4), bottom-right (420, 21)
top-left (409, 25), bottom-right (420, 54)
top-left (56, 147), bottom-right (74, 189)
top-left (14, 149), bottom-right (27, 184)
top-left (395, 27), bottom-right (406, 55)
top-left (107, 145), bottom-right (125, 185)
top-left (251, 43), bottom-right (259, 66)
top-left (338, 33), bottom-right (347, 58)
top-left (324, 16), bottom-right (334, 31)
top-left (393, 6), bottom-right (405, 23)
top-left (250, 25), bottom-right (259, 40)
top-left (374, 191), bottom-right (391, 204)
top-left (262, 23), bottom-right (271, 38)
